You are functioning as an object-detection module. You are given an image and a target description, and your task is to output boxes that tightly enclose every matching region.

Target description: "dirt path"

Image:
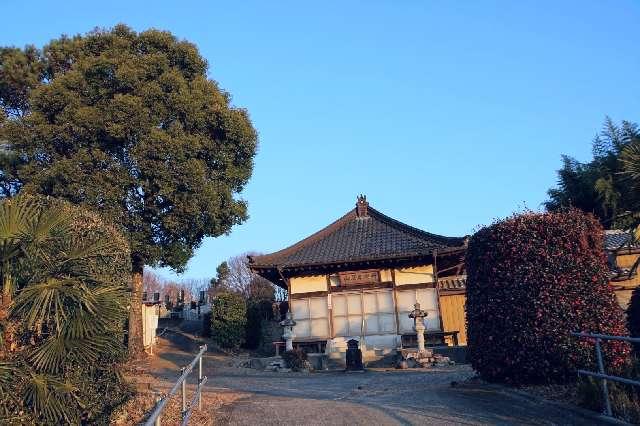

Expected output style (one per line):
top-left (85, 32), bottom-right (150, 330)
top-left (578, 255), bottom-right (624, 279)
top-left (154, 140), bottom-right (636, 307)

top-left (147, 331), bottom-right (608, 426)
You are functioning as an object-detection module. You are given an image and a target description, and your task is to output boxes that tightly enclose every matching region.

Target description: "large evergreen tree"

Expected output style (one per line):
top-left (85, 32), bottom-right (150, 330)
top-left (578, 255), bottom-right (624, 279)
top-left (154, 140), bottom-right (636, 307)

top-left (0, 25), bottom-right (258, 354)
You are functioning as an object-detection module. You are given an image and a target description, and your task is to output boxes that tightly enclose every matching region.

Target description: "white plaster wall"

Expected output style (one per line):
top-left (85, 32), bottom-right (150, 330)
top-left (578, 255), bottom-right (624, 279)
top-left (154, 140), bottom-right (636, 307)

top-left (142, 304), bottom-right (159, 347)
top-left (394, 265), bottom-right (434, 286)
top-left (291, 296), bottom-right (329, 339)
top-left (396, 288), bottom-right (440, 332)
top-left (329, 334), bottom-right (399, 351)
top-left (379, 269), bottom-right (393, 282)
top-left (290, 275), bottom-right (328, 294)
top-left (331, 290), bottom-right (396, 338)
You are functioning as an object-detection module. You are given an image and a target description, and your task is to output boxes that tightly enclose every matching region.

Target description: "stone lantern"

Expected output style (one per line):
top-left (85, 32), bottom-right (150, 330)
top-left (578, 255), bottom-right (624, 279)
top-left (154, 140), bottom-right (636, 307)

top-left (279, 311), bottom-right (297, 351)
top-left (409, 302), bottom-right (428, 352)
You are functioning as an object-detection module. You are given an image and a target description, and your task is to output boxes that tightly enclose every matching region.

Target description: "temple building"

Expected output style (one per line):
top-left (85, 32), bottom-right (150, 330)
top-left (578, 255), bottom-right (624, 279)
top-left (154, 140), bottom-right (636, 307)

top-left (249, 196), bottom-right (468, 363)
top-left (605, 229), bottom-right (640, 309)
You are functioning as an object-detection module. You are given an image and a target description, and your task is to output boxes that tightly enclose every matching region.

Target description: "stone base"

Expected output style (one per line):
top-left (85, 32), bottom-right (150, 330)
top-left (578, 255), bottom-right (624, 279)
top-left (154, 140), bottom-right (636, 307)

top-left (307, 353), bottom-right (328, 370)
top-left (264, 357), bottom-right (286, 372)
top-left (397, 348), bottom-right (454, 369)
top-left (400, 348), bottom-right (433, 360)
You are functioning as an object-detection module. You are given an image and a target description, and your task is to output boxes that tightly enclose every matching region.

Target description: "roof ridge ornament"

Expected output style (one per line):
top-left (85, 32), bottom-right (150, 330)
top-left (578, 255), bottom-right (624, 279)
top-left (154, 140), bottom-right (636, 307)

top-left (356, 194), bottom-right (369, 217)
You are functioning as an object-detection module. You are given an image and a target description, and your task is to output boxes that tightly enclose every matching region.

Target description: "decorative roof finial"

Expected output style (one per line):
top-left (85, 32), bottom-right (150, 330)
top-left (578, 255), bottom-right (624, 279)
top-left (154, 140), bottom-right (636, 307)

top-left (356, 194), bottom-right (368, 217)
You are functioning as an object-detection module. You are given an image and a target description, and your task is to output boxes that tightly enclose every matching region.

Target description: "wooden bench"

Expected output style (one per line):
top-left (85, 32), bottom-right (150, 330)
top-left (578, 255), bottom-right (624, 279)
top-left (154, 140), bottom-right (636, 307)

top-left (401, 330), bottom-right (460, 347)
top-left (273, 341), bottom-right (285, 356)
top-left (426, 331), bottom-right (459, 346)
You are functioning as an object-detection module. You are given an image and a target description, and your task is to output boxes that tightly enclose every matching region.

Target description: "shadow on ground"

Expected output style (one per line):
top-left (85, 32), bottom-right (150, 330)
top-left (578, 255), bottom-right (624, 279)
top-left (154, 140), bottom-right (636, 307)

top-left (148, 330), bottom-right (607, 426)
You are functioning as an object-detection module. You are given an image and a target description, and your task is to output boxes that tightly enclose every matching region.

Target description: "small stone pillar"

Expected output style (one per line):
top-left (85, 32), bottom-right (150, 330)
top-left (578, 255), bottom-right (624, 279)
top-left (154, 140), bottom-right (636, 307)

top-left (409, 302), bottom-right (428, 352)
top-left (345, 339), bottom-right (364, 371)
top-left (280, 311), bottom-right (296, 351)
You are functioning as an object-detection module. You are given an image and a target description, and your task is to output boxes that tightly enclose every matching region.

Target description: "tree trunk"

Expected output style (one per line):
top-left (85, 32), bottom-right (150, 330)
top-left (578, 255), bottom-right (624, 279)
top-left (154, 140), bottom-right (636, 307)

top-left (128, 255), bottom-right (144, 357)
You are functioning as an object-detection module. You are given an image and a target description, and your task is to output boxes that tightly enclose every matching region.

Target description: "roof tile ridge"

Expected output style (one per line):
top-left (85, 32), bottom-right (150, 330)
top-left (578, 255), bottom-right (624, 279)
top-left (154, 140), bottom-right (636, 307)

top-left (367, 207), bottom-right (465, 245)
top-left (250, 209), bottom-right (357, 266)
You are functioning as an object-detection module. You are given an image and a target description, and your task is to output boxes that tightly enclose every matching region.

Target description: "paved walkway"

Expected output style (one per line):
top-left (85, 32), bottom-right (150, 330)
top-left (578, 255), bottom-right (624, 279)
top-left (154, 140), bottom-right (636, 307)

top-left (148, 332), bottom-right (608, 426)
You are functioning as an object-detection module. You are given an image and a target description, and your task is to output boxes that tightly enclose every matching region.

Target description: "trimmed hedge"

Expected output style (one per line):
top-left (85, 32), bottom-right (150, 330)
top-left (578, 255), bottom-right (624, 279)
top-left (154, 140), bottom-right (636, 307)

top-left (466, 209), bottom-right (630, 385)
top-left (245, 299), bottom-right (275, 350)
top-left (628, 286), bottom-right (640, 353)
top-left (211, 291), bottom-right (247, 349)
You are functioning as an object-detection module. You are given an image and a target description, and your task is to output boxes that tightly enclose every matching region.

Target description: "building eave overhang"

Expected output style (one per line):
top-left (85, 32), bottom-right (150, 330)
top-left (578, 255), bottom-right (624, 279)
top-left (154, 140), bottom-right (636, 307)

top-left (250, 245), bottom-right (467, 280)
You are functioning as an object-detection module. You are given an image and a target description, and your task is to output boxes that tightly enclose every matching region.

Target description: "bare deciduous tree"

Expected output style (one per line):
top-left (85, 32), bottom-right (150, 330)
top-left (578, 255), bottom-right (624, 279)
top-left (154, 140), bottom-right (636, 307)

top-left (212, 252), bottom-right (284, 300)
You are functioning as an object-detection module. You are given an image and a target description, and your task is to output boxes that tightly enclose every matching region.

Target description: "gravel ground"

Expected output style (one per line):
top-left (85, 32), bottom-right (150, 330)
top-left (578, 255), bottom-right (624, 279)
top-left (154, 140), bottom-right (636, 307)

top-left (145, 332), bottom-right (610, 426)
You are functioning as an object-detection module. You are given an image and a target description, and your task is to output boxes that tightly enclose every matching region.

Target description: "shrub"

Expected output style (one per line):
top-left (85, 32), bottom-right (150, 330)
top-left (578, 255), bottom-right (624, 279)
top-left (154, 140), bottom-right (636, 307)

top-left (466, 209), bottom-right (630, 385)
top-left (577, 373), bottom-right (640, 423)
top-left (0, 195), bottom-right (131, 424)
top-left (202, 312), bottom-right (212, 337)
top-left (245, 299), bottom-right (275, 350)
top-left (211, 291), bottom-right (247, 349)
top-left (282, 349), bottom-right (308, 371)
top-left (628, 286), bottom-right (640, 353)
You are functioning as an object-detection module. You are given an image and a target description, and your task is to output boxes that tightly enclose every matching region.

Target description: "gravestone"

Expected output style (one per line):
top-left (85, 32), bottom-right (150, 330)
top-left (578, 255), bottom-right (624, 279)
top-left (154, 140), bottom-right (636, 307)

top-left (345, 339), bottom-right (364, 371)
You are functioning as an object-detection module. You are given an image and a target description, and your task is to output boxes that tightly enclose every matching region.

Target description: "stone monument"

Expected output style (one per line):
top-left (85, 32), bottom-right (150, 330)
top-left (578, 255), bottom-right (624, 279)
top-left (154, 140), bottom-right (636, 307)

top-left (397, 302), bottom-right (452, 369)
top-left (345, 338), bottom-right (364, 372)
top-left (409, 302), bottom-right (427, 352)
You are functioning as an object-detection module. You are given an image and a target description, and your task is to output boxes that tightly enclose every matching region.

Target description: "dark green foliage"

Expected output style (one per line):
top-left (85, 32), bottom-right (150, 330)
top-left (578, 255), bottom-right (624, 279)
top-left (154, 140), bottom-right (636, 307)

top-left (202, 311), bottom-right (212, 338)
top-left (0, 24), bottom-right (257, 271)
top-left (621, 139), bottom-right (640, 185)
top-left (0, 195), bottom-right (130, 424)
top-left (282, 349), bottom-right (308, 371)
top-left (546, 118), bottom-right (640, 228)
top-left (215, 262), bottom-right (230, 287)
top-left (211, 291), bottom-right (246, 349)
top-left (466, 209), bottom-right (630, 385)
top-left (0, 24), bottom-right (257, 354)
top-left (0, 46), bottom-right (44, 117)
top-left (245, 299), bottom-right (275, 350)
top-left (628, 287), bottom-right (640, 353)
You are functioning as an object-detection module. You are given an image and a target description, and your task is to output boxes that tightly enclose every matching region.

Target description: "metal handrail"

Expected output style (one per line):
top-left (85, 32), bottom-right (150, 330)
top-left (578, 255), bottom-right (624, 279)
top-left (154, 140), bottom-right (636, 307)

top-left (144, 344), bottom-right (208, 426)
top-left (573, 332), bottom-right (640, 343)
top-left (572, 332), bottom-right (640, 418)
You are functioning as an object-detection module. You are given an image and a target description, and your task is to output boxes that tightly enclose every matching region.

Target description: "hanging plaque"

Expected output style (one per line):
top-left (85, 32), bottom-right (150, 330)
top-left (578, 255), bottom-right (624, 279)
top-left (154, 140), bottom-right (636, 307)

top-left (338, 269), bottom-right (380, 286)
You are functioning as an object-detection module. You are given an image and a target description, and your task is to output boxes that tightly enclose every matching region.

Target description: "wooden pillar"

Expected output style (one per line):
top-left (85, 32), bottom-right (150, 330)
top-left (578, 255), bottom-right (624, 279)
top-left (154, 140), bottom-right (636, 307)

top-left (326, 275), bottom-right (334, 339)
top-left (391, 269), bottom-right (401, 339)
top-left (433, 250), bottom-right (445, 332)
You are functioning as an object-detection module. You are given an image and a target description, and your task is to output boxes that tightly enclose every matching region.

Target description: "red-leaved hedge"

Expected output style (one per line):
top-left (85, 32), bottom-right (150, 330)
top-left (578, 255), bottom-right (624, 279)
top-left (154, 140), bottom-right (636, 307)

top-left (465, 209), bottom-right (630, 384)
top-left (628, 286), bottom-right (640, 353)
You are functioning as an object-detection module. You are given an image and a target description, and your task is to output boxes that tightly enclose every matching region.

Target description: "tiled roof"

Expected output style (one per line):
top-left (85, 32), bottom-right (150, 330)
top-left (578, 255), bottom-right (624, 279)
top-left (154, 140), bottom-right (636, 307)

top-left (604, 229), bottom-right (639, 251)
top-left (249, 198), bottom-right (466, 270)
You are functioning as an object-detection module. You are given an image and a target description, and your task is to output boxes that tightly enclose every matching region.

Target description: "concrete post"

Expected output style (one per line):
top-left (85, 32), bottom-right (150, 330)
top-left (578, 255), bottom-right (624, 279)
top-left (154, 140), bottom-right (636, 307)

top-left (181, 367), bottom-right (186, 417)
top-left (415, 317), bottom-right (426, 352)
top-left (198, 346), bottom-right (203, 411)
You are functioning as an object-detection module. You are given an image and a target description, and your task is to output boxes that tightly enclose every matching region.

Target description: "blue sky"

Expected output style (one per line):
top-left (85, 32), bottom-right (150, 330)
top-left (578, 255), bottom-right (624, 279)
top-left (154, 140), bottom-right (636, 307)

top-left (2, 1), bottom-right (639, 281)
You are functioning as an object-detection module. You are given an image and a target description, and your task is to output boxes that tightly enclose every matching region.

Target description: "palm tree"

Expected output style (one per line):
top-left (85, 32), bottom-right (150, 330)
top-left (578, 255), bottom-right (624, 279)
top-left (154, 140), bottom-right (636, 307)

top-left (621, 141), bottom-right (640, 188)
top-left (0, 196), bottom-right (130, 424)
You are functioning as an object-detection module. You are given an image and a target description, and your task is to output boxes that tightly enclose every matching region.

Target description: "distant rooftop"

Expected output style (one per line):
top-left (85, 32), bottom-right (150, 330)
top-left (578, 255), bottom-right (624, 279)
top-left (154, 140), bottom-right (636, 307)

top-left (604, 229), bottom-right (639, 251)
